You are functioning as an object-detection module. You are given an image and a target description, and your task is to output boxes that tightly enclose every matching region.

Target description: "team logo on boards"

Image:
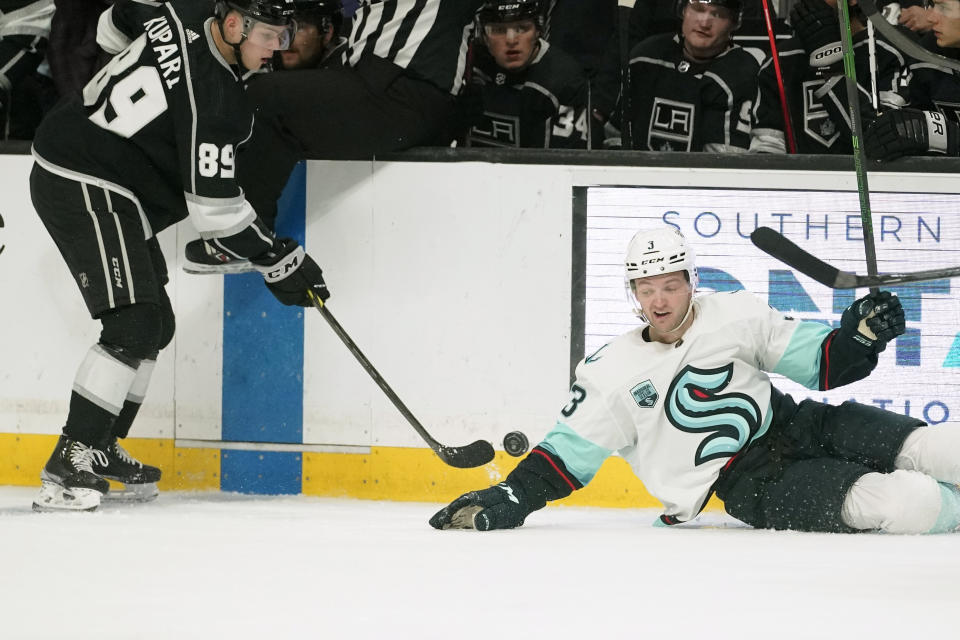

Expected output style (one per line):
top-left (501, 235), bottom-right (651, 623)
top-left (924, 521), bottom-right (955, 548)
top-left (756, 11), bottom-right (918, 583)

top-left (803, 80), bottom-right (840, 148)
top-left (664, 363), bottom-right (766, 466)
top-left (648, 98), bottom-right (694, 151)
top-left (630, 380), bottom-right (659, 408)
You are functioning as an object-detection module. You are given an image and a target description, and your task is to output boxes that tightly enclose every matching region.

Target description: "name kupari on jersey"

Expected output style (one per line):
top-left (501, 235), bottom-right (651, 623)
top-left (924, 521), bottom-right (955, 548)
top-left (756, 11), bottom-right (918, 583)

top-left (144, 16), bottom-right (181, 89)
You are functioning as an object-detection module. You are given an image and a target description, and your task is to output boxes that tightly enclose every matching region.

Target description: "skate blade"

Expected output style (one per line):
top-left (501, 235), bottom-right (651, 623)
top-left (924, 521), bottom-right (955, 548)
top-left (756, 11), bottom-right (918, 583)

top-left (103, 482), bottom-right (159, 503)
top-left (32, 482), bottom-right (101, 512)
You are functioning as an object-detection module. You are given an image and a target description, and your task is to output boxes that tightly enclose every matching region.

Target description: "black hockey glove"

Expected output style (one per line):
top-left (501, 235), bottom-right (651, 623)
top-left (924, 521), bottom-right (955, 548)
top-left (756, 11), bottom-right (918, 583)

top-left (429, 481), bottom-right (531, 531)
top-left (790, 0), bottom-right (843, 70)
top-left (251, 238), bottom-right (330, 307)
top-left (864, 109), bottom-right (960, 161)
top-left (840, 291), bottom-right (905, 352)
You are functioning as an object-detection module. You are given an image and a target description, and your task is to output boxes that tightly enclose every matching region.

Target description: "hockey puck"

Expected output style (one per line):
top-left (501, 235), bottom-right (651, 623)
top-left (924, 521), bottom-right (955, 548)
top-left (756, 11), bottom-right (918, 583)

top-left (503, 431), bottom-right (530, 457)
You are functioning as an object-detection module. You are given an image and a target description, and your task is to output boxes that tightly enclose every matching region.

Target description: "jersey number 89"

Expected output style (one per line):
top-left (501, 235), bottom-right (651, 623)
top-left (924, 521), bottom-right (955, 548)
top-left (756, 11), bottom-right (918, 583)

top-left (83, 35), bottom-right (168, 139)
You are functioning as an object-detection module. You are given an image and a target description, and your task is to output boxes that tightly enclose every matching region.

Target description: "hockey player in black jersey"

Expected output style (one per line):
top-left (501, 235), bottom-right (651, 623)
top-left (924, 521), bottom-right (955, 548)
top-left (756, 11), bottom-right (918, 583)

top-left (183, 0), bottom-right (347, 274)
top-left (750, 0), bottom-right (910, 154)
top-left (464, 0), bottom-right (596, 149)
top-left (865, 0), bottom-right (960, 159)
top-left (276, 0), bottom-right (345, 70)
top-left (29, 0), bottom-right (329, 511)
top-left (628, 0), bottom-right (760, 152)
top-left (184, 0), bottom-right (485, 275)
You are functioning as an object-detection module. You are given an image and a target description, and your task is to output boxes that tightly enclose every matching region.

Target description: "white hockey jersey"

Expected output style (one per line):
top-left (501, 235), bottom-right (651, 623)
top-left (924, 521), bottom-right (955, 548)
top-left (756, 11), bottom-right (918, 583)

top-left (544, 290), bottom-right (832, 522)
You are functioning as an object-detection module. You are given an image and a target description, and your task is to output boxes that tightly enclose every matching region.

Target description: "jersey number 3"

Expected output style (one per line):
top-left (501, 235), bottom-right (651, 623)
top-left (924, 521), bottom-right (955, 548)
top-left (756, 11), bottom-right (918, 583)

top-left (83, 35), bottom-right (168, 138)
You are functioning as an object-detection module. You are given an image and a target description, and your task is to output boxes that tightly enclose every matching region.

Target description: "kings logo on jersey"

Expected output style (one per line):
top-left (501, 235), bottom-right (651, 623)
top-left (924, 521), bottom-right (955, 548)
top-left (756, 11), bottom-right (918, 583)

top-left (648, 97), bottom-right (694, 151)
top-left (470, 112), bottom-right (521, 147)
top-left (802, 80), bottom-right (840, 148)
top-left (630, 380), bottom-right (659, 408)
top-left (664, 363), bottom-right (766, 466)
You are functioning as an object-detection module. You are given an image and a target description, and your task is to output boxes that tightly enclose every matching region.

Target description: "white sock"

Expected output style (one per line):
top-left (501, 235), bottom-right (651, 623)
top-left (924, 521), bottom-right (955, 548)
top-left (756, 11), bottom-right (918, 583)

top-left (895, 425), bottom-right (960, 484)
top-left (842, 470), bottom-right (943, 534)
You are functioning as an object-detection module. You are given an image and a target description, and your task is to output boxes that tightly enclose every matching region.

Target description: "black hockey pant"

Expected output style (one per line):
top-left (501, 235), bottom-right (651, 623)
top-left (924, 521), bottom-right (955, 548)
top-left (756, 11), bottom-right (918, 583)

top-left (715, 390), bottom-right (924, 533)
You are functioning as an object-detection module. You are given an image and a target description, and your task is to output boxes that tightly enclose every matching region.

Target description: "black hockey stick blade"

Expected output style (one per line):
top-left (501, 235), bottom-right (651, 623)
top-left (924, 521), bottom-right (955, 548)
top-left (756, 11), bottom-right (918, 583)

top-left (308, 291), bottom-right (495, 468)
top-left (750, 227), bottom-right (849, 287)
top-left (751, 227), bottom-right (960, 289)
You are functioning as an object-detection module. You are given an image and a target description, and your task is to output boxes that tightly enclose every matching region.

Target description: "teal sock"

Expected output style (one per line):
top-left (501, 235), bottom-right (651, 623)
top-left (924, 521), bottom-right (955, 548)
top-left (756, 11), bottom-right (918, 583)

top-left (927, 483), bottom-right (960, 534)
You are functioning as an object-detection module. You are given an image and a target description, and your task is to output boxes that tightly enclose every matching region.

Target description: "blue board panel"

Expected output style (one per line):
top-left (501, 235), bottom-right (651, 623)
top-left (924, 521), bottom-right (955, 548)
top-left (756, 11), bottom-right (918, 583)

top-left (220, 450), bottom-right (302, 495)
top-left (222, 162), bottom-right (306, 450)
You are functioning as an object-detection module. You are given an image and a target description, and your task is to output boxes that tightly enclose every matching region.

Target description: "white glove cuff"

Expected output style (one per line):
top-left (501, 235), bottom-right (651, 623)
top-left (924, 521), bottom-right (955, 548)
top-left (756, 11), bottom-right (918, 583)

top-left (924, 110), bottom-right (948, 154)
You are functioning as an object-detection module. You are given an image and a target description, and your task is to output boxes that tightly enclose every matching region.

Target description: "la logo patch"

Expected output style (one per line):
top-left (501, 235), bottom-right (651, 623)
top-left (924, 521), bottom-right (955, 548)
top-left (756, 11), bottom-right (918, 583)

top-left (630, 380), bottom-right (659, 408)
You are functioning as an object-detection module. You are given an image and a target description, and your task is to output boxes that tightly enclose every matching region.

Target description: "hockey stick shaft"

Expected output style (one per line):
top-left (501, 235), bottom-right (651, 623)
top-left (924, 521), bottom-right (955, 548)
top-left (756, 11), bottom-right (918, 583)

top-left (307, 291), bottom-right (494, 468)
top-left (859, 0), bottom-right (960, 75)
top-left (619, 0), bottom-right (635, 149)
top-left (760, 0), bottom-right (797, 153)
top-left (837, 0), bottom-right (880, 294)
top-left (750, 226), bottom-right (960, 288)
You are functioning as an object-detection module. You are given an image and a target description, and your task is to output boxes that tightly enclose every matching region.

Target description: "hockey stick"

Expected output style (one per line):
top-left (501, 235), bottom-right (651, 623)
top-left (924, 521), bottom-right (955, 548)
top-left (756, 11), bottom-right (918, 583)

top-left (859, 0), bottom-right (960, 75)
top-left (750, 226), bottom-right (960, 288)
top-left (307, 290), bottom-right (495, 469)
top-left (619, 0), bottom-right (635, 149)
top-left (759, 0), bottom-right (797, 153)
top-left (837, 0), bottom-right (880, 293)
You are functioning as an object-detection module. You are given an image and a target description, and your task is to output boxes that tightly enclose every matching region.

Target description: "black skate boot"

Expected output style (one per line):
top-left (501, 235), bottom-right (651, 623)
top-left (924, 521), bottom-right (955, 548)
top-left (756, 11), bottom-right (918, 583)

top-left (183, 238), bottom-right (254, 274)
top-left (33, 435), bottom-right (110, 512)
top-left (94, 438), bottom-right (161, 503)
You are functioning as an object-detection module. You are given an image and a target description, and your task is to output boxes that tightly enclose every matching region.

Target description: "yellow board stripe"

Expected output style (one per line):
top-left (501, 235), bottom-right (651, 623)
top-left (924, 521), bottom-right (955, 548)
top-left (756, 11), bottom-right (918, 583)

top-left (0, 433), bottom-right (723, 511)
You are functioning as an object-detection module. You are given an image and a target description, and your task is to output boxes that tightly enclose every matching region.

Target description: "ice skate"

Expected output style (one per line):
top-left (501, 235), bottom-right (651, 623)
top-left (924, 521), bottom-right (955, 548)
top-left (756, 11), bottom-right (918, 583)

top-left (32, 436), bottom-right (109, 512)
top-left (94, 439), bottom-right (161, 503)
top-left (183, 239), bottom-right (254, 275)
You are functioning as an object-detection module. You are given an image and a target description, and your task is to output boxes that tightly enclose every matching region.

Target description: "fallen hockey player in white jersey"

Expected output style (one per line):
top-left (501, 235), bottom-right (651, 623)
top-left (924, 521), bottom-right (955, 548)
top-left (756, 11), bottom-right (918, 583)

top-left (431, 226), bottom-right (960, 534)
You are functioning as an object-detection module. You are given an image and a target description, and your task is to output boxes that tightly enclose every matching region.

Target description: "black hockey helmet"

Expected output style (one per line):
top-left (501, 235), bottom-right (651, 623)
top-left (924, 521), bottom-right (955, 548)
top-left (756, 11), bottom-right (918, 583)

top-left (215, 0), bottom-right (297, 72)
top-left (476, 0), bottom-right (544, 28)
top-left (675, 0), bottom-right (743, 27)
top-left (292, 0), bottom-right (343, 31)
top-left (216, 0), bottom-right (297, 26)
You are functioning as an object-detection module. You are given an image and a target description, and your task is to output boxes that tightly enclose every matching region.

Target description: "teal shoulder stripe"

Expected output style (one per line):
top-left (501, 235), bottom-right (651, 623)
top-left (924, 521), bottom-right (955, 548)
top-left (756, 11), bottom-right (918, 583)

top-left (541, 422), bottom-right (613, 486)
top-left (773, 321), bottom-right (831, 390)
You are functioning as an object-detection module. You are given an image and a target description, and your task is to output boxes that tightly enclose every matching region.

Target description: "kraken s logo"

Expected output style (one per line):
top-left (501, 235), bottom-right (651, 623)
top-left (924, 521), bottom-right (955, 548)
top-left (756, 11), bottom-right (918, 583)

top-left (665, 363), bottom-right (765, 466)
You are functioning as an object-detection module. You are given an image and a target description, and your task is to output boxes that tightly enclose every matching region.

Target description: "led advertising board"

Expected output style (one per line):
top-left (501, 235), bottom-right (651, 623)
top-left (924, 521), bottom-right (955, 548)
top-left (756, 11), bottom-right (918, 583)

top-left (581, 186), bottom-right (960, 425)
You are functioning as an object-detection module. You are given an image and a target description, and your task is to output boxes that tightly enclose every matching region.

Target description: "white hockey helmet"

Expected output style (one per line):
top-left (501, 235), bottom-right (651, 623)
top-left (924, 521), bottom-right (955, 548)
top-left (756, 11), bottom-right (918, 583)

top-left (624, 226), bottom-right (698, 316)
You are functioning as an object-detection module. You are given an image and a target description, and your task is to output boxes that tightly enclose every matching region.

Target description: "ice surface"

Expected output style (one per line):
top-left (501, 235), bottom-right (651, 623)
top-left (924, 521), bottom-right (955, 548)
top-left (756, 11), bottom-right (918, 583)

top-left (0, 486), bottom-right (957, 639)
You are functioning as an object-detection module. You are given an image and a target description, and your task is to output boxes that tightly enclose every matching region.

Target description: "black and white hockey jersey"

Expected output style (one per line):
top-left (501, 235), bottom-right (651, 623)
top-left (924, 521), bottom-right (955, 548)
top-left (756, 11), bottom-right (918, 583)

top-left (467, 39), bottom-right (593, 149)
top-left (904, 33), bottom-right (960, 125)
top-left (32, 0), bottom-right (277, 259)
top-left (628, 33), bottom-right (761, 152)
top-left (344, 0), bottom-right (487, 96)
top-left (750, 30), bottom-right (910, 154)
